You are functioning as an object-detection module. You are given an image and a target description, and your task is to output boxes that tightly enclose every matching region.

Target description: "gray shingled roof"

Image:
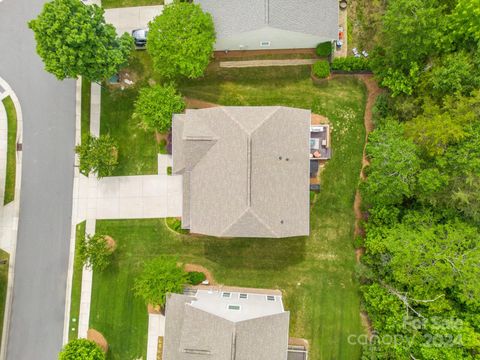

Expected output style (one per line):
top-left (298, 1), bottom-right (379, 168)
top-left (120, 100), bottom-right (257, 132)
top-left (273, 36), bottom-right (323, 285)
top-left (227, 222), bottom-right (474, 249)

top-left (172, 106), bottom-right (310, 238)
top-left (195, 0), bottom-right (338, 39)
top-left (163, 292), bottom-right (290, 360)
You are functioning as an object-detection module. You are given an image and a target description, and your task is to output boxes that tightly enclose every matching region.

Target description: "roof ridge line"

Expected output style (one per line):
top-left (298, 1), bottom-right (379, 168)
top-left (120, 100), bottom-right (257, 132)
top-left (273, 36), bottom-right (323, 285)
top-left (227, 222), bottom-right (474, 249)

top-left (250, 106), bottom-right (282, 136)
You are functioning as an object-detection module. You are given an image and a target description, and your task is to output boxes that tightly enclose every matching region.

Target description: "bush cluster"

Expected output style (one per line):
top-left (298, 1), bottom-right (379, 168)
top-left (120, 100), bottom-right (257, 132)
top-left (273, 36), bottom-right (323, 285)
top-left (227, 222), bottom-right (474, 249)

top-left (331, 56), bottom-right (370, 71)
top-left (315, 41), bottom-right (332, 57)
top-left (312, 60), bottom-right (330, 79)
top-left (187, 271), bottom-right (206, 285)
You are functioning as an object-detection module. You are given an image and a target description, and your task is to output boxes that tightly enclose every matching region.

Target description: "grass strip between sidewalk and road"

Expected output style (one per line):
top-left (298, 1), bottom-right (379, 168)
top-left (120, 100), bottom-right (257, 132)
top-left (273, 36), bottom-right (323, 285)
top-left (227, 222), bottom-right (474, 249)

top-left (2, 96), bottom-right (17, 205)
top-left (102, 0), bottom-right (164, 9)
top-left (81, 78), bottom-right (91, 145)
top-left (0, 250), bottom-right (9, 343)
top-left (68, 221), bottom-right (86, 341)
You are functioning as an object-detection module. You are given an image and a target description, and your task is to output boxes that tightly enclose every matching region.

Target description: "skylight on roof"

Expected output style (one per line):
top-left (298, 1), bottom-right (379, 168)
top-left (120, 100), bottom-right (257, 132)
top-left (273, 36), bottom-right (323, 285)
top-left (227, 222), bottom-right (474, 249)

top-left (239, 293), bottom-right (248, 299)
top-left (222, 292), bottom-right (231, 298)
top-left (266, 295), bottom-right (276, 301)
top-left (228, 305), bottom-right (241, 311)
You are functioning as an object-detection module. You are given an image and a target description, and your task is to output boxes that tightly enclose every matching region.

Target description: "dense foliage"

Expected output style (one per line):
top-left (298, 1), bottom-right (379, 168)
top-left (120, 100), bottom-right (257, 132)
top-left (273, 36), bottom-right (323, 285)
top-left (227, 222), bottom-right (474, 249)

top-left (76, 134), bottom-right (118, 178)
top-left (187, 271), bottom-right (206, 285)
top-left (133, 84), bottom-right (185, 133)
top-left (58, 339), bottom-right (105, 360)
top-left (331, 57), bottom-right (370, 71)
top-left (360, 0), bottom-right (480, 358)
top-left (79, 234), bottom-right (113, 271)
top-left (315, 41), bottom-right (332, 57)
top-left (312, 60), bottom-right (330, 79)
top-left (147, 2), bottom-right (215, 79)
top-left (29, 0), bottom-right (132, 81)
top-left (134, 256), bottom-right (187, 307)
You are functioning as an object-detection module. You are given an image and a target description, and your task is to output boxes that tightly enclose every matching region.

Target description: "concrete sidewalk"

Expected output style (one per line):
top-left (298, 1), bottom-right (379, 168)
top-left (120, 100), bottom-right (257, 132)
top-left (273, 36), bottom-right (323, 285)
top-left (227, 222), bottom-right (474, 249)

top-left (146, 313), bottom-right (165, 360)
top-left (0, 76), bottom-right (24, 359)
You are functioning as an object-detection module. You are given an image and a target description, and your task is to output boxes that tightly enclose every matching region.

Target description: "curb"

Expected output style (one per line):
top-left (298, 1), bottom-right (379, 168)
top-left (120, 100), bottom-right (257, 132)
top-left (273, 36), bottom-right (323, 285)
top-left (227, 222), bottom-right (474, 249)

top-left (0, 75), bottom-right (24, 360)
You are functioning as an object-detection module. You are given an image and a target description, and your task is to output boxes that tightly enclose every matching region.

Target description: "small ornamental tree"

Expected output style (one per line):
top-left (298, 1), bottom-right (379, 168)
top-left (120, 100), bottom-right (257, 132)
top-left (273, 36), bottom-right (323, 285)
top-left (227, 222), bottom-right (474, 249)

top-left (29, 0), bottom-right (133, 81)
top-left (147, 2), bottom-right (215, 79)
top-left (134, 256), bottom-right (188, 308)
top-left (79, 234), bottom-right (114, 271)
top-left (133, 84), bottom-right (185, 133)
top-left (58, 339), bottom-right (105, 360)
top-left (76, 135), bottom-right (118, 178)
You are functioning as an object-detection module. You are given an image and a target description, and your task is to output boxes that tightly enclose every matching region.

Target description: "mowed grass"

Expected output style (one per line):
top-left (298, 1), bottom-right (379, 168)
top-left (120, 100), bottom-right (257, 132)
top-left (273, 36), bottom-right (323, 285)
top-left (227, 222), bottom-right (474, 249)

top-left (0, 250), bottom-right (9, 342)
top-left (100, 53), bottom-right (160, 176)
top-left (89, 64), bottom-right (367, 360)
top-left (102, 0), bottom-right (163, 9)
top-left (81, 78), bottom-right (91, 144)
top-left (68, 222), bottom-right (86, 341)
top-left (3, 96), bottom-right (17, 205)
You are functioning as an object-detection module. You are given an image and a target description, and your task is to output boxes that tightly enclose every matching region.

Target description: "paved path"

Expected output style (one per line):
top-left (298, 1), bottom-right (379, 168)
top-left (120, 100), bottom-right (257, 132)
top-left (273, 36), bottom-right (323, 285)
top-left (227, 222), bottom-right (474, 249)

top-left (146, 313), bottom-right (165, 360)
top-left (0, 1), bottom-right (76, 359)
top-left (219, 59), bottom-right (317, 68)
top-left (335, 8), bottom-right (348, 58)
top-left (104, 5), bottom-right (164, 36)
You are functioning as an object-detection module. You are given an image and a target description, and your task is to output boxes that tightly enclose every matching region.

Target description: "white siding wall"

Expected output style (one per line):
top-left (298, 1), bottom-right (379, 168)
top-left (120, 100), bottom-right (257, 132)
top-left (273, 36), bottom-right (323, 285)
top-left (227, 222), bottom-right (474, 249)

top-left (214, 26), bottom-right (333, 51)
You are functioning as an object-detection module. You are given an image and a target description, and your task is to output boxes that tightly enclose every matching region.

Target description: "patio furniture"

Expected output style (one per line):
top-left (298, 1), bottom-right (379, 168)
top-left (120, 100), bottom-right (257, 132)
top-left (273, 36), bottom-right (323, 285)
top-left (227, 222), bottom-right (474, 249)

top-left (321, 139), bottom-right (327, 147)
top-left (313, 150), bottom-right (321, 158)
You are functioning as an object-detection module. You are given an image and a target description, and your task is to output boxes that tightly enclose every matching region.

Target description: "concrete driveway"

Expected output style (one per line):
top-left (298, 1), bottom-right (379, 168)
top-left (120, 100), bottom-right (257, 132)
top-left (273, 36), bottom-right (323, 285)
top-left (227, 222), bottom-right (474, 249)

top-left (104, 5), bottom-right (164, 36)
top-left (73, 174), bottom-right (182, 221)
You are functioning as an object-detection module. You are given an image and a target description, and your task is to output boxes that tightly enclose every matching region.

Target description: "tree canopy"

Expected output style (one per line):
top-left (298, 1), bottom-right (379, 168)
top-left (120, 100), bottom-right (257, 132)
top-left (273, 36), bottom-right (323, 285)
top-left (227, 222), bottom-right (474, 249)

top-left (79, 234), bottom-right (114, 271)
top-left (146, 2), bottom-right (215, 79)
top-left (76, 134), bottom-right (118, 178)
top-left (134, 256), bottom-right (187, 308)
top-left (133, 84), bottom-right (185, 133)
top-left (58, 339), bottom-right (105, 360)
top-left (29, 0), bottom-right (132, 81)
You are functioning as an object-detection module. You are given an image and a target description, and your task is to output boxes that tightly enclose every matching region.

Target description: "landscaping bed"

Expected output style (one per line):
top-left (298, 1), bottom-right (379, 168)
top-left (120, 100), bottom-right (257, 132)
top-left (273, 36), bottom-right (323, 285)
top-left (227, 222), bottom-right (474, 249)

top-left (87, 62), bottom-right (367, 360)
top-left (0, 249), bottom-right (9, 342)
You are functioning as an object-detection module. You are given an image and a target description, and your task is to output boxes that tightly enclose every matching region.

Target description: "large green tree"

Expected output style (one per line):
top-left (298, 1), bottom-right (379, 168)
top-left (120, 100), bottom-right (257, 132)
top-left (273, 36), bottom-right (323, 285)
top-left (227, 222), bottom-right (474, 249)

top-left (371, 0), bottom-right (446, 95)
top-left (59, 339), bottom-right (105, 360)
top-left (361, 121), bottom-right (420, 206)
top-left (79, 234), bottom-right (114, 271)
top-left (133, 84), bottom-right (185, 133)
top-left (29, 0), bottom-right (132, 81)
top-left (147, 2), bottom-right (215, 79)
top-left (134, 256), bottom-right (187, 308)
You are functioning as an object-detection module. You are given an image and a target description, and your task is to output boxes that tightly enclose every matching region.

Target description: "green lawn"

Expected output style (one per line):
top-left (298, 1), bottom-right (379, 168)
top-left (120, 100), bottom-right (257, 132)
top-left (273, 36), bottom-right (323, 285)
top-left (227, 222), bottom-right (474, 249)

top-left (2, 96), bottom-right (17, 205)
top-left (100, 53), bottom-right (161, 176)
top-left (102, 0), bottom-right (163, 9)
top-left (89, 63), bottom-right (367, 360)
top-left (81, 78), bottom-right (91, 144)
top-left (68, 222), bottom-right (86, 341)
top-left (0, 250), bottom-right (9, 343)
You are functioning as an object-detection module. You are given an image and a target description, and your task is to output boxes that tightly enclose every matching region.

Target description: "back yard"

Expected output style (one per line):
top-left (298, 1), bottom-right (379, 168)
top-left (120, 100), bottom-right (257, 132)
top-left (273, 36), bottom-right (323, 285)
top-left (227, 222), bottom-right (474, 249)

top-left (89, 53), bottom-right (367, 360)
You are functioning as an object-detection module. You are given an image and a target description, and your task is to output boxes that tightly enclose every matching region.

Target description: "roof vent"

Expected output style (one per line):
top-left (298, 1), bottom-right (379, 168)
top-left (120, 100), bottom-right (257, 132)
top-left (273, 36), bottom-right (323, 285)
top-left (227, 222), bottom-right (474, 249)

top-left (267, 295), bottom-right (276, 301)
top-left (228, 305), bottom-right (241, 310)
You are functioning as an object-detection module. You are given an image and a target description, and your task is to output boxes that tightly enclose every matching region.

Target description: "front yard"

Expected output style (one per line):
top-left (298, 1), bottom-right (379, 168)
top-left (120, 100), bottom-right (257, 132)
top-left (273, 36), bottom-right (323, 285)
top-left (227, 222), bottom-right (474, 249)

top-left (102, 0), bottom-right (164, 9)
top-left (89, 53), bottom-right (367, 360)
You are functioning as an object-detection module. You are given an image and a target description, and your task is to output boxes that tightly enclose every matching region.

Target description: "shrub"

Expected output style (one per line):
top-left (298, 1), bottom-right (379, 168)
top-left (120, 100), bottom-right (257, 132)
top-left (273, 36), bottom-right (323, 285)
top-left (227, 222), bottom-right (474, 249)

top-left (331, 56), bottom-right (370, 71)
top-left (167, 166), bottom-right (172, 175)
top-left (312, 60), bottom-right (330, 79)
top-left (59, 339), bottom-right (105, 360)
top-left (187, 271), bottom-right (206, 285)
top-left (134, 256), bottom-right (188, 307)
top-left (315, 41), bottom-right (332, 57)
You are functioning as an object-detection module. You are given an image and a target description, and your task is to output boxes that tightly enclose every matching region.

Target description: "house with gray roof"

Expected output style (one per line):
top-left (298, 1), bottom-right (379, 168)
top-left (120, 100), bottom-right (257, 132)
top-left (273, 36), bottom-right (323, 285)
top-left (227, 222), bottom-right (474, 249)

top-left (195, 0), bottom-right (339, 51)
top-left (162, 287), bottom-right (291, 360)
top-left (172, 106), bottom-right (310, 238)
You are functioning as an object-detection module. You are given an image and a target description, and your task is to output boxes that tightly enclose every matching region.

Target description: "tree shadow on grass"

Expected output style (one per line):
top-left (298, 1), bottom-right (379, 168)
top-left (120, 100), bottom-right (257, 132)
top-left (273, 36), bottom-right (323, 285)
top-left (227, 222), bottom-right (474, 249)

top-left (201, 235), bottom-right (307, 271)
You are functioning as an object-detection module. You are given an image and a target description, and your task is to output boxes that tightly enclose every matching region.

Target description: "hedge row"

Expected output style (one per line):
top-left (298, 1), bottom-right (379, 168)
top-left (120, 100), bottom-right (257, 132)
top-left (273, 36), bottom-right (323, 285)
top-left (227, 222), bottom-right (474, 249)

top-left (331, 56), bottom-right (370, 71)
top-left (312, 60), bottom-right (330, 78)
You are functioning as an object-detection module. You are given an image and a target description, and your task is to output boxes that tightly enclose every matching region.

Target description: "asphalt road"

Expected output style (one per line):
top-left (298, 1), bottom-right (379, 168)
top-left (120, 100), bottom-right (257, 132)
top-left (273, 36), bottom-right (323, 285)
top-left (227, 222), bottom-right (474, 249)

top-left (0, 1), bottom-right (76, 359)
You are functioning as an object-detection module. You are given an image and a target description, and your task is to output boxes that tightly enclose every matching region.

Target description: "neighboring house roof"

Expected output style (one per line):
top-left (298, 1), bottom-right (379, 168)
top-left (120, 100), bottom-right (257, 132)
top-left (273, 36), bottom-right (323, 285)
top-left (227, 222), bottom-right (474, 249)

top-left (195, 0), bottom-right (338, 40)
top-left (163, 288), bottom-right (290, 360)
top-left (172, 106), bottom-right (310, 238)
